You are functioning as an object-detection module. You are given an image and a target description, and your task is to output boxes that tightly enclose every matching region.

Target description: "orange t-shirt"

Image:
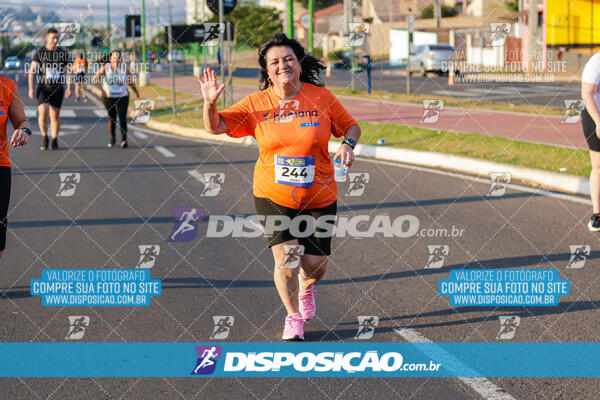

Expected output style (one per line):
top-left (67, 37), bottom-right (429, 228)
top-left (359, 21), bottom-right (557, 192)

top-left (0, 75), bottom-right (15, 168)
top-left (73, 59), bottom-right (87, 74)
top-left (219, 83), bottom-right (356, 209)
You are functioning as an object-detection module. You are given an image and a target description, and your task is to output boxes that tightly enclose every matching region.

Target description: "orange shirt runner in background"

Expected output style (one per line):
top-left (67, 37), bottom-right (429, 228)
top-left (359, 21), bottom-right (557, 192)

top-left (0, 76), bottom-right (15, 167)
top-left (73, 59), bottom-right (88, 74)
top-left (220, 83), bottom-right (356, 209)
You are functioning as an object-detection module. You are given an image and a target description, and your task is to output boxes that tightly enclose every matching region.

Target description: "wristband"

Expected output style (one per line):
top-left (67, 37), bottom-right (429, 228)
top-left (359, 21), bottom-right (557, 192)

top-left (21, 127), bottom-right (32, 136)
top-left (342, 137), bottom-right (357, 149)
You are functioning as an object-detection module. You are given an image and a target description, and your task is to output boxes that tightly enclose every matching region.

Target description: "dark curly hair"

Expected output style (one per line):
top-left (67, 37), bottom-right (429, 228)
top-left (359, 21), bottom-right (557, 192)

top-left (257, 33), bottom-right (326, 91)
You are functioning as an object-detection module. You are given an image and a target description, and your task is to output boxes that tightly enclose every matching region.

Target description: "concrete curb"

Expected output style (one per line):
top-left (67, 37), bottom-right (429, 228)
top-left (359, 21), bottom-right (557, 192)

top-left (87, 85), bottom-right (590, 198)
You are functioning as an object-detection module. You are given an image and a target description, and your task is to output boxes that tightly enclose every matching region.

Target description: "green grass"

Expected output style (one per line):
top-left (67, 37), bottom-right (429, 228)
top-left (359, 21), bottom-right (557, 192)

top-left (135, 85), bottom-right (590, 177)
top-left (134, 84), bottom-right (207, 129)
top-left (341, 121), bottom-right (590, 177)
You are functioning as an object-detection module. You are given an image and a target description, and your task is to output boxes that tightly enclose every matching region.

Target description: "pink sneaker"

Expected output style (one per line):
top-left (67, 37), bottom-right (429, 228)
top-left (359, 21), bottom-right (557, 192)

top-left (282, 313), bottom-right (304, 341)
top-left (299, 284), bottom-right (316, 321)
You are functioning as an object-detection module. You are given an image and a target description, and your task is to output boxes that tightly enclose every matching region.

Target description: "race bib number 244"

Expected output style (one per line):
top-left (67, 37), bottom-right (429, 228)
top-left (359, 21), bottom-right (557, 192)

top-left (274, 155), bottom-right (315, 187)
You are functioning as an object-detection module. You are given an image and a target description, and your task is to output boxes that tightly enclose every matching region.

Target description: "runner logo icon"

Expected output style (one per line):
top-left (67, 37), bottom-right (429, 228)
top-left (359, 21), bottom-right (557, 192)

top-left (131, 99), bottom-right (155, 124)
top-left (345, 23), bottom-right (370, 47)
top-left (496, 316), bottom-right (520, 340)
top-left (487, 23), bottom-right (511, 46)
top-left (168, 207), bottom-right (204, 242)
top-left (201, 23), bottom-right (224, 47)
top-left (355, 316), bottom-right (378, 339)
top-left (345, 173), bottom-right (370, 196)
top-left (199, 173), bottom-right (225, 196)
top-left (281, 244), bottom-right (305, 269)
top-left (566, 245), bottom-right (590, 269)
top-left (57, 22), bottom-right (80, 46)
top-left (191, 345), bottom-right (222, 375)
top-left (136, 245), bottom-right (160, 268)
top-left (65, 315), bottom-right (90, 340)
top-left (57, 173), bottom-right (81, 197)
top-left (487, 172), bottom-right (511, 197)
top-left (210, 316), bottom-right (235, 340)
top-left (420, 100), bottom-right (444, 124)
top-left (561, 100), bottom-right (585, 124)
top-left (425, 245), bottom-right (449, 269)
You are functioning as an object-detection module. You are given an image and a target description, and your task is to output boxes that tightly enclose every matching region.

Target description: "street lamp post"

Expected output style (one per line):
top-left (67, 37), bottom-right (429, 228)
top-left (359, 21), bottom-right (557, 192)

top-left (141, 0), bottom-right (147, 82)
top-left (88, 4), bottom-right (94, 35)
top-left (107, 0), bottom-right (112, 49)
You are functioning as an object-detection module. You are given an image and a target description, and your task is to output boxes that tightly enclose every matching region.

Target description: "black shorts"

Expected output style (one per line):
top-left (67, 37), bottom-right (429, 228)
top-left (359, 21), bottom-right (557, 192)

top-left (582, 108), bottom-right (600, 152)
top-left (36, 85), bottom-right (64, 108)
top-left (0, 167), bottom-right (11, 252)
top-left (254, 196), bottom-right (336, 256)
top-left (75, 73), bottom-right (86, 83)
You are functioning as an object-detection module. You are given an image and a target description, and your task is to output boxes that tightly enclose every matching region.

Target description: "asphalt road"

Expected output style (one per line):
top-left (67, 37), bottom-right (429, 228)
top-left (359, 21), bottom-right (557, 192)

top-left (0, 81), bottom-right (599, 398)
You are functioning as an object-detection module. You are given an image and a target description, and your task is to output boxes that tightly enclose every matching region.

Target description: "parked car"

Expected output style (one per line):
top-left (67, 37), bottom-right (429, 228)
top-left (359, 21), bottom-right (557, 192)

top-left (408, 44), bottom-right (456, 76)
top-left (4, 56), bottom-right (22, 70)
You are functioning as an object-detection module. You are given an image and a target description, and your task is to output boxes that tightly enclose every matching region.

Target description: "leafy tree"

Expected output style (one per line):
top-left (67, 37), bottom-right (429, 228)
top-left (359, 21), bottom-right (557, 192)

top-left (298, 0), bottom-right (341, 11)
top-left (207, 3), bottom-right (283, 49)
top-left (505, 1), bottom-right (518, 12)
top-left (421, 5), bottom-right (458, 19)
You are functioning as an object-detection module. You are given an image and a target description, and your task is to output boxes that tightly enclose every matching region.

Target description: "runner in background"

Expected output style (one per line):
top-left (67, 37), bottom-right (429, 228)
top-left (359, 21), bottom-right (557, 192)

top-left (73, 53), bottom-right (88, 103)
top-left (0, 75), bottom-right (32, 260)
top-left (581, 52), bottom-right (600, 231)
top-left (199, 34), bottom-right (361, 341)
top-left (92, 51), bottom-right (140, 148)
top-left (28, 28), bottom-right (72, 151)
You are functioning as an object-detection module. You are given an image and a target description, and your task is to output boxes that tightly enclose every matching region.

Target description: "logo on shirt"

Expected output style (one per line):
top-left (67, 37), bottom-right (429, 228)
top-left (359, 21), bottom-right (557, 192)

top-left (275, 100), bottom-right (300, 123)
top-left (263, 107), bottom-right (319, 124)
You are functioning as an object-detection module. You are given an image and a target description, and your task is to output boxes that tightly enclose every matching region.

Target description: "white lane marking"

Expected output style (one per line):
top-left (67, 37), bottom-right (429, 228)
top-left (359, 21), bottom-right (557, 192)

top-left (395, 328), bottom-right (517, 400)
top-left (93, 109), bottom-right (108, 117)
top-left (30, 125), bottom-right (81, 136)
top-left (25, 109), bottom-right (76, 118)
top-left (154, 145), bottom-right (175, 158)
top-left (129, 125), bottom-right (591, 206)
top-left (187, 169), bottom-right (204, 182)
top-left (133, 131), bottom-right (149, 140)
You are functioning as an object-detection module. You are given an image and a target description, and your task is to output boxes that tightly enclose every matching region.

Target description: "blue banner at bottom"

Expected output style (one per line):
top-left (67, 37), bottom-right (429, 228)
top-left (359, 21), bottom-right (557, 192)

top-left (0, 342), bottom-right (598, 377)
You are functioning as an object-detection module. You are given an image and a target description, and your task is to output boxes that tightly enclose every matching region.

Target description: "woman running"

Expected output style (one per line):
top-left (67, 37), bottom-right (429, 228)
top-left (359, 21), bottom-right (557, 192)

top-left (93, 51), bottom-right (140, 148)
top-left (581, 52), bottom-right (600, 231)
top-left (199, 33), bottom-right (361, 340)
top-left (0, 74), bottom-right (32, 260)
top-left (73, 53), bottom-right (88, 103)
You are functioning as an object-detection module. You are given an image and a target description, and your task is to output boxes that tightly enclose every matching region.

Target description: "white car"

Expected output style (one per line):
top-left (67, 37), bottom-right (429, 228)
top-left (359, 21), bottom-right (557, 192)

top-left (4, 56), bottom-right (21, 70)
top-left (408, 44), bottom-right (456, 76)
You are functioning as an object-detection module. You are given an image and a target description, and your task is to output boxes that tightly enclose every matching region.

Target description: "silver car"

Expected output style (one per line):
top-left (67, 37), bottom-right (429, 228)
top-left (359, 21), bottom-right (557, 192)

top-left (409, 44), bottom-right (456, 76)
